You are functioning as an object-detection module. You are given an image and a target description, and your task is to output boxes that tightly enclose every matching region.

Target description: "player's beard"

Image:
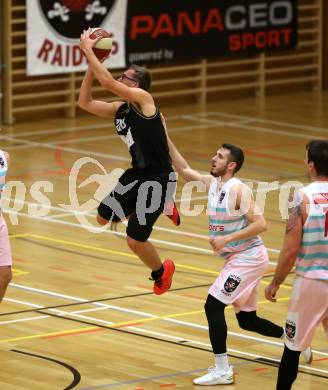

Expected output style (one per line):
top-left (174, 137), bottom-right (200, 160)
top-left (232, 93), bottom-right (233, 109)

top-left (210, 164), bottom-right (228, 178)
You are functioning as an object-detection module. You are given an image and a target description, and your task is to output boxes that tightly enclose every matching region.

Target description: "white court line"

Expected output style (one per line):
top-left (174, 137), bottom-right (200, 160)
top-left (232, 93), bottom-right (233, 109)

top-left (209, 111), bottom-right (328, 134)
top-left (49, 133), bottom-right (118, 145)
top-left (230, 123), bottom-right (318, 140)
top-left (47, 123), bottom-right (223, 146)
top-left (3, 114), bottom-right (185, 138)
top-left (7, 283), bottom-right (327, 356)
top-left (4, 285), bottom-right (328, 374)
top-left (6, 209), bottom-right (215, 255)
top-left (6, 208), bottom-right (279, 261)
top-left (180, 114), bottom-right (326, 141)
top-left (0, 315), bottom-right (48, 325)
top-left (3, 123), bottom-right (116, 138)
top-left (5, 144), bottom-right (40, 151)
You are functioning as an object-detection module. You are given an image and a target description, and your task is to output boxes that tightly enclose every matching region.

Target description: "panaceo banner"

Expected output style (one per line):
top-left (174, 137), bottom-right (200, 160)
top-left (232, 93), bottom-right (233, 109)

top-left (27, 0), bottom-right (298, 75)
top-left (126, 0), bottom-right (298, 64)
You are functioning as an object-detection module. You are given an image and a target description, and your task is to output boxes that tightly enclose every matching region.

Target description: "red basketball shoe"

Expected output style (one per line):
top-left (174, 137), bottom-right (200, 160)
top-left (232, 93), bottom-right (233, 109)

top-left (163, 201), bottom-right (180, 226)
top-left (153, 260), bottom-right (175, 295)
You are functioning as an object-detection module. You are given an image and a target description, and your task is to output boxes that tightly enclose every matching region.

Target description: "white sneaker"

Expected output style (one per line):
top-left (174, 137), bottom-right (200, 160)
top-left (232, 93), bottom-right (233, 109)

top-left (193, 366), bottom-right (234, 385)
top-left (301, 347), bottom-right (313, 364)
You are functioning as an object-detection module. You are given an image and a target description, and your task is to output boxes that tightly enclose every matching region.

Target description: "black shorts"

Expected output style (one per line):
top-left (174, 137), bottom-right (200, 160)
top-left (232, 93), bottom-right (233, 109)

top-left (98, 168), bottom-right (177, 242)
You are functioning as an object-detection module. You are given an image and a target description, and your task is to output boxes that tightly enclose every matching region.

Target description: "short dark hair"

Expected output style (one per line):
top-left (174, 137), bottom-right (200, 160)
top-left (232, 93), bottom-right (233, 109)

top-left (306, 140), bottom-right (328, 176)
top-left (222, 143), bottom-right (244, 174)
top-left (130, 64), bottom-right (151, 91)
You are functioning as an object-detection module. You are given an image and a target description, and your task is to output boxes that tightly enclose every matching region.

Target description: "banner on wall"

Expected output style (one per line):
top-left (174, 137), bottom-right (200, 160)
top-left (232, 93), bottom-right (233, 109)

top-left (27, 0), bottom-right (298, 75)
top-left (27, 0), bottom-right (127, 75)
top-left (125, 0), bottom-right (298, 65)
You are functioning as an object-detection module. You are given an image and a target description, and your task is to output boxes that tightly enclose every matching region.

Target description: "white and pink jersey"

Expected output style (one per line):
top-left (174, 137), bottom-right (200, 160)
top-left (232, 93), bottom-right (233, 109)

top-left (296, 182), bottom-right (328, 281)
top-left (208, 177), bottom-right (263, 259)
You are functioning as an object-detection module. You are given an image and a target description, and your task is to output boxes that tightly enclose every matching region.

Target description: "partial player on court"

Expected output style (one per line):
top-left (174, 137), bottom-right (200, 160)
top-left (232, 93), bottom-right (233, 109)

top-left (266, 140), bottom-right (328, 390)
top-left (0, 148), bottom-right (13, 303)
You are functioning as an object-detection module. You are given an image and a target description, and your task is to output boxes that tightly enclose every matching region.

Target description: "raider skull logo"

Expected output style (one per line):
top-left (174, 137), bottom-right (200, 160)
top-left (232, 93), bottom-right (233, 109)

top-left (38, 0), bottom-right (116, 39)
top-left (224, 275), bottom-right (241, 293)
top-left (285, 320), bottom-right (296, 339)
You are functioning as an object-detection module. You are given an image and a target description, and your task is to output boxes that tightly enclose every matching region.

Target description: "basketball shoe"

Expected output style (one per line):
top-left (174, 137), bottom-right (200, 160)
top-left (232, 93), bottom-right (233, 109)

top-left (281, 330), bottom-right (313, 364)
top-left (193, 366), bottom-right (234, 385)
top-left (153, 260), bottom-right (175, 295)
top-left (301, 347), bottom-right (313, 364)
top-left (163, 200), bottom-right (180, 226)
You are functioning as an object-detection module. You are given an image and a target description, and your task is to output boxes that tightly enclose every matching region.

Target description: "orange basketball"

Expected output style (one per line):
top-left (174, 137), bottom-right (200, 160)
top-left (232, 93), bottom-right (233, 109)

top-left (89, 28), bottom-right (112, 61)
top-left (61, 0), bottom-right (90, 12)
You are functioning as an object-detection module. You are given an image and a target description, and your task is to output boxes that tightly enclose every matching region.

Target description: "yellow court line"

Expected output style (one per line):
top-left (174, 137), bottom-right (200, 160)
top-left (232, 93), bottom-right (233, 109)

top-left (28, 233), bottom-right (137, 259)
top-left (0, 297), bottom-right (291, 344)
top-left (25, 233), bottom-right (293, 289)
top-left (9, 233), bottom-right (31, 239)
top-left (0, 326), bottom-right (98, 344)
top-left (12, 268), bottom-right (29, 276)
top-left (27, 233), bottom-right (219, 275)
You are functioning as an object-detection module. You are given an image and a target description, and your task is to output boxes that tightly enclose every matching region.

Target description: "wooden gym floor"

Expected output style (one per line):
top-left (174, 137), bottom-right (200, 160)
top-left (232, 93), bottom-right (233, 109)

top-left (0, 91), bottom-right (327, 389)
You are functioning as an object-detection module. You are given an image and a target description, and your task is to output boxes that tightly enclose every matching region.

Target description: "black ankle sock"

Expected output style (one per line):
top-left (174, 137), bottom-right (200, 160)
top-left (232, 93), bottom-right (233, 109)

top-left (151, 265), bottom-right (164, 280)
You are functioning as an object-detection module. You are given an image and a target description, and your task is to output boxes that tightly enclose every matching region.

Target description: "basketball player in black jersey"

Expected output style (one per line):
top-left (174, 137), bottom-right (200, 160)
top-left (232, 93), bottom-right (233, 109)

top-left (79, 28), bottom-right (178, 295)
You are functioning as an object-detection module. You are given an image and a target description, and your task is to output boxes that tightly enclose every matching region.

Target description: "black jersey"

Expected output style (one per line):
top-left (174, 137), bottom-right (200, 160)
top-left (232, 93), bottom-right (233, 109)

top-left (114, 102), bottom-right (173, 175)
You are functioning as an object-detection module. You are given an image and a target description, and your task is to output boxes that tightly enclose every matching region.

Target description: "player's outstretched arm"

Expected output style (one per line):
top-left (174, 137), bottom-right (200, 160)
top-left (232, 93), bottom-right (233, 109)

top-left (79, 29), bottom-right (152, 111)
top-left (78, 67), bottom-right (122, 118)
top-left (165, 132), bottom-right (212, 188)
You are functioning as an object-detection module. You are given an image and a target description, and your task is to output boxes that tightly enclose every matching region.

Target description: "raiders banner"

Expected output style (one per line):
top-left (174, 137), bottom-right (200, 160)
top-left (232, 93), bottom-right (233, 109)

top-left (27, 0), bottom-right (127, 75)
top-left (126, 0), bottom-right (298, 65)
top-left (27, 0), bottom-right (297, 75)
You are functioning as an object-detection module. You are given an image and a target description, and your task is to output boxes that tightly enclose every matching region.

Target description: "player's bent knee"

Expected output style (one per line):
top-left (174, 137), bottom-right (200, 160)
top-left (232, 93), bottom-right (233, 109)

top-left (126, 235), bottom-right (145, 251)
top-left (236, 311), bottom-right (256, 331)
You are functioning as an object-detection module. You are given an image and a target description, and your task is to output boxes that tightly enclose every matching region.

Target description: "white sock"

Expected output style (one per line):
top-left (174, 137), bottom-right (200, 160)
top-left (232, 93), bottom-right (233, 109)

top-left (214, 353), bottom-right (230, 373)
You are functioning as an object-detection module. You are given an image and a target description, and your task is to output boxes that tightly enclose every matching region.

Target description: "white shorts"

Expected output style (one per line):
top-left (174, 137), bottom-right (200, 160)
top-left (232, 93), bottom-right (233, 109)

top-left (285, 276), bottom-right (328, 351)
top-left (208, 245), bottom-right (269, 312)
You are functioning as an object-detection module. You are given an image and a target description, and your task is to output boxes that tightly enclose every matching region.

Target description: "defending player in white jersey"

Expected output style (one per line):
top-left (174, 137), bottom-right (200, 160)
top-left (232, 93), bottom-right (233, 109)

top-left (166, 139), bottom-right (287, 385)
top-left (266, 140), bottom-right (328, 390)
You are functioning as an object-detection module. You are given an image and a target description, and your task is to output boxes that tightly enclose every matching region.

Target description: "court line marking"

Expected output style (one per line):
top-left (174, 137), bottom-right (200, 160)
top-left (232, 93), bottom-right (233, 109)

top-left (179, 113), bottom-right (328, 140)
top-left (12, 233), bottom-right (286, 283)
top-left (5, 208), bottom-right (280, 262)
top-left (47, 123), bottom-right (224, 146)
top-left (0, 122), bottom-right (222, 158)
top-left (2, 292), bottom-right (326, 357)
top-left (1, 295), bottom-right (327, 374)
top-left (5, 195), bottom-right (281, 256)
top-left (2, 109), bottom-right (326, 162)
top-left (2, 114), bottom-right (185, 138)
top-left (206, 111), bottom-right (328, 134)
top-left (7, 213), bottom-right (215, 256)
top-left (12, 268), bottom-right (29, 276)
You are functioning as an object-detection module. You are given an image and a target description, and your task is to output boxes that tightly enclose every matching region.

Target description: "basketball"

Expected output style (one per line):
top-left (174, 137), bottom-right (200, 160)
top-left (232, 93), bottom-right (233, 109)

top-left (89, 28), bottom-right (112, 61)
top-left (61, 0), bottom-right (90, 12)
